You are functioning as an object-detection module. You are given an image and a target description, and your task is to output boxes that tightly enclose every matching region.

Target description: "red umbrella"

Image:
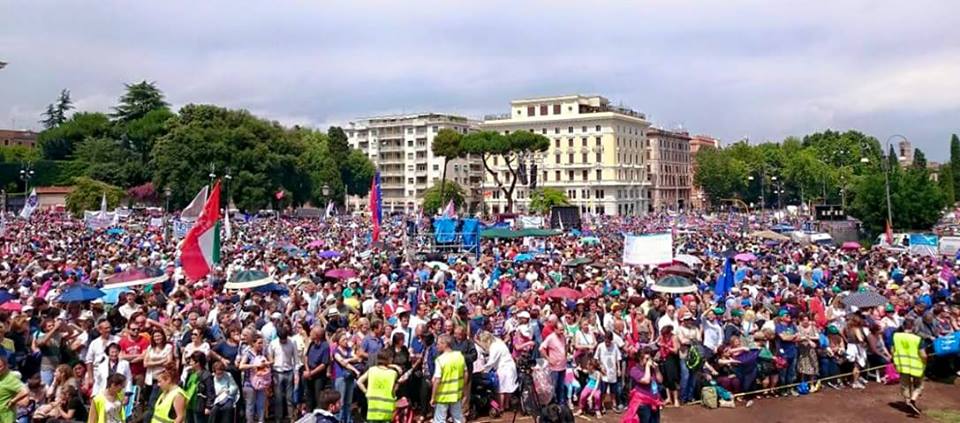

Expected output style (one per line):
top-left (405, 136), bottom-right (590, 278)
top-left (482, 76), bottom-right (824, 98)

top-left (660, 264), bottom-right (696, 278)
top-left (841, 241), bottom-right (861, 251)
top-left (0, 301), bottom-right (22, 312)
top-left (545, 287), bottom-right (582, 300)
top-left (325, 268), bottom-right (357, 279)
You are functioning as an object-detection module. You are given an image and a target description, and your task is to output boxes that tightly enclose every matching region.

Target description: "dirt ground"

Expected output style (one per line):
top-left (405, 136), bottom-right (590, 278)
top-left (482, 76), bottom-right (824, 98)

top-left (480, 379), bottom-right (960, 423)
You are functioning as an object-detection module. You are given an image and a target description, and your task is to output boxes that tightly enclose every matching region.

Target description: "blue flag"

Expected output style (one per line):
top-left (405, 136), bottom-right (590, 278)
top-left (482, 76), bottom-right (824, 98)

top-left (715, 256), bottom-right (735, 301)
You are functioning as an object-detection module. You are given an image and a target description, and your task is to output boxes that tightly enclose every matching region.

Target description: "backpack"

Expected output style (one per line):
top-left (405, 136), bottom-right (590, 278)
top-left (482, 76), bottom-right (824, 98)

top-left (701, 386), bottom-right (719, 409)
top-left (685, 344), bottom-right (703, 370)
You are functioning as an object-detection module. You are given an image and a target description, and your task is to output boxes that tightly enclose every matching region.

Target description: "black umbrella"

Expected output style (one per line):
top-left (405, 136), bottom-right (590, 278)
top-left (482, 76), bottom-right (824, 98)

top-left (841, 291), bottom-right (888, 309)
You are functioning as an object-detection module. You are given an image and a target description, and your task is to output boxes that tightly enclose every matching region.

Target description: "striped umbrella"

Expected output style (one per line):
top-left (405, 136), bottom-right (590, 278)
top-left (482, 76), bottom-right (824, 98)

top-left (225, 270), bottom-right (273, 290)
top-left (651, 275), bottom-right (697, 294)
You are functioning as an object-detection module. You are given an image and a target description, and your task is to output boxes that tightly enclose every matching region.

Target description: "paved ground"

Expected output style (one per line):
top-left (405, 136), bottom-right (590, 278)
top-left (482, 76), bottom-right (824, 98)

top-left (477, 379), bottom-right (960, 423)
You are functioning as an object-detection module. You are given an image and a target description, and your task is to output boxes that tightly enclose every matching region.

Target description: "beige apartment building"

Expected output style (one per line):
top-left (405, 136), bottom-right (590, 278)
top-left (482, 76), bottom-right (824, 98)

top-left (646, 128), bottom-right (693, 212)
top-left (481, 95), bottom-right (650, 216)
top-left (346, 113), bottom-right (484, 212)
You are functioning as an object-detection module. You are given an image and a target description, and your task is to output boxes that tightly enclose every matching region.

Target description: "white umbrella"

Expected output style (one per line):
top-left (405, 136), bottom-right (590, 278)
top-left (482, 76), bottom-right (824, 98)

top-left (674, 254), bottom-right (702, 267)
top-left (426, 261), bottom-right (450, 271)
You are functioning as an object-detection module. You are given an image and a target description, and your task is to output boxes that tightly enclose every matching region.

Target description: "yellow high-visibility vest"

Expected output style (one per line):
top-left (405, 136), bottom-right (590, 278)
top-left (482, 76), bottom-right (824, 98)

top-left (91, 391), bottom-right (126, 423)
top-left (366, 366), bottom-right (398, 421)
top-left (892, 332), bottom-right (925, 378)
top-left (151, 387), bottom-right (186, 423)
top-left (435, 351), bottom-right (465, 404)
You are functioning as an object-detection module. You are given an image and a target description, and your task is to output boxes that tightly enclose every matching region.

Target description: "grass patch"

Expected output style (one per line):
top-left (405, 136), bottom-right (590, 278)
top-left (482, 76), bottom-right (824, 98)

top-left (929, 409), bottom-right (960, 423)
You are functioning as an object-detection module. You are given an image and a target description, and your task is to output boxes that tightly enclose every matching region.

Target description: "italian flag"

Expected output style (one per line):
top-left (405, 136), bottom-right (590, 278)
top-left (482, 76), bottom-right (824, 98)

top-left (180, 180), bottom-right (222, 281)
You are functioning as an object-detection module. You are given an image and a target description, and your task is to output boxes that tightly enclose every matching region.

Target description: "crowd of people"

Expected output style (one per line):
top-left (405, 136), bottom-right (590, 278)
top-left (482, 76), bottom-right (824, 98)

top-left (0, 209), bottom-right (958, 423)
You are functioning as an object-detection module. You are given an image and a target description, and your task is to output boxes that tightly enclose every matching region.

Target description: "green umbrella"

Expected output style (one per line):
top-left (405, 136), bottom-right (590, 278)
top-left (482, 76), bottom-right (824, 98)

top-left (563, 257), bottom-right (593, 267)
top-left (225, 269), bottom-right (273, 290)
top-left (651, 275), bottom-right (697, 294)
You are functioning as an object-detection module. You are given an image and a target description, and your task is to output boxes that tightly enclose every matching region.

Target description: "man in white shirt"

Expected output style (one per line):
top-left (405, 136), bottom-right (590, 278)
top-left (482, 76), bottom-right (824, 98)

top-left (85, 319), bottom-right (120, 387)
top-left (701, 309), bottom-right (724, 354)
top-left (594, 333), bottom-right (623, 412)
top-left (389, 308), bottom-right (415, 348)
top-left (269, 328), bottom-right (301, 423)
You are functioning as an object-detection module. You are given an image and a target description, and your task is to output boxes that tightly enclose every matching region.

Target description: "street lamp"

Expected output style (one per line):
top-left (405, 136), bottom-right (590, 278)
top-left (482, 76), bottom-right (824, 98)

top-left (321, 184), bottom-right (330, 197)
top-left (19, 167), bottom-right (34, 193)
top-left (208, 164), bottom-right (216, 187)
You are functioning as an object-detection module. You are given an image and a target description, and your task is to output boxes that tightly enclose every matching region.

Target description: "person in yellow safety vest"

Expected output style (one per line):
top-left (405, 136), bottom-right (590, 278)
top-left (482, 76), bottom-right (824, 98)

top-left (892, 319), bottom-right (927, 416)
top-left (151, 369), bottom-right (187, 423)
top-left (431, 335), bottom-right (467, 423)
top-left (357, 350), bottom-right (399, 423)
top-left (87, 373), bottom-right (128, 423)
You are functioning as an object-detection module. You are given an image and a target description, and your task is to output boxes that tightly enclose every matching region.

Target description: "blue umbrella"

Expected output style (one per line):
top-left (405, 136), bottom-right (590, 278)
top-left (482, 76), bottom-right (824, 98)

top-left (0, 290), bottom-right (13, 304)
top-left (58, 284), bottom-right (106, 303)
top-left (318, 250), bottom-right (341, 259)
top-left (514, 253), bottom-right (535, 263)
top-left (252, 282), bottom-right (289, 295)
top-left (106, 228), bottom-right (125, 235)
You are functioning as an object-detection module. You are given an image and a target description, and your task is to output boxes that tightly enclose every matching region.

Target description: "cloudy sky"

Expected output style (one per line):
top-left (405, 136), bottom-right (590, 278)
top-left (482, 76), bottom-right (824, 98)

top-left (2, 1), bottom-right (959, 158)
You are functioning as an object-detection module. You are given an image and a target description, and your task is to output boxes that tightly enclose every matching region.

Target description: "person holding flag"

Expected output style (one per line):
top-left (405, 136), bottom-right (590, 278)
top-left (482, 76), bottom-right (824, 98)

top-left (369, 170), bottom-right (382, 242)
top-left (180, 180), bottom-right (222, 281)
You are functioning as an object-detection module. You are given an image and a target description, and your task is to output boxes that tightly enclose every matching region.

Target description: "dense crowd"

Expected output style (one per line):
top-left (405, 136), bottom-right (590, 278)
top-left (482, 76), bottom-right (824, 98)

top-left (0, 209), bottom-right (958, 423)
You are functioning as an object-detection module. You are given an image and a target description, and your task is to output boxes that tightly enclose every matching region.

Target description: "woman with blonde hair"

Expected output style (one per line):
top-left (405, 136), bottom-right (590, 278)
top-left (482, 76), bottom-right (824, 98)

top-left (475, 331), bottom-right (518, 410)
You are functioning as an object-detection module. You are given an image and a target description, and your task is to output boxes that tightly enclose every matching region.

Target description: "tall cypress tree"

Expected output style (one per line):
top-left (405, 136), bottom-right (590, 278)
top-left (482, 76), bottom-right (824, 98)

top-left (950, 134), bottom-right (960, 195)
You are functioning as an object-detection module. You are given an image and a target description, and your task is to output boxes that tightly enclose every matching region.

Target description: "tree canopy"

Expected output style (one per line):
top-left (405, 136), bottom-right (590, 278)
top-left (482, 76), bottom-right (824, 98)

top-left (461, 130), bottom-right (548, 211)
top-left (112, 81), bottom-right (169, 122)
top-left (422, 180), bottom-right (465, 214)
top-left (64, 176), bottom-right (124, 217)
top-left (529, 187), bottom-right (570, 214)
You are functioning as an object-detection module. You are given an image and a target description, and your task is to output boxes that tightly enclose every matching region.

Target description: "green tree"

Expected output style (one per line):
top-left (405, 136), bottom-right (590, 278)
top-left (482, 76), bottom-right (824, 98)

top-left (422, 180), bottom-right (465, 214)
top-left (912, 149), bottom-right (927, 169)
top-left (64, 176), bottom-right (125, 217)
top-left (327, 126), bottom-right (351, 164)
top-left (461, 130), bottom-right (548, 212)
top-left (151, 104), bottom-right (308, 211)
top-left (37, 112), bottom-right (112, 160)
top-left (112, 81), bottom-right (168, 122)
top-left (528, 187), bottom-right (570, 214)
top-left (950, 134), bottom-right (960, 194)
top-left (431, 129), bottom-right (463, 210)
top-left (119, 108), bottom-right (175, 165)
top-left (849, 168), bottom-right (944, 234)
top-left (342, 149), bottom-right (375, 198)
top-left (0, 145), bottom-right (40, 163)
top-left (70, 137), bottom-right (144, 188)
top-left (939, 165), bottom-right (955, 207)
top-left (296, 128), bottom-right (344, 207)
top-left (39, 89), bottom-right (74, 129)
top-left (693, 147), bottom-right (747, 207)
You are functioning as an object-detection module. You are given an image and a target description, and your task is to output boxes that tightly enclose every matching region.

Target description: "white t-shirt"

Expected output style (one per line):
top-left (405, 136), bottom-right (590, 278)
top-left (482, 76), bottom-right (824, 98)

top-left (594, 342), bottom-right (621, 383)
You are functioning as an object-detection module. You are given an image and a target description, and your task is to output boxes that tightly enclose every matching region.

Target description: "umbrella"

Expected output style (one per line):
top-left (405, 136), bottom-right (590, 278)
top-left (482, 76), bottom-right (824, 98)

top-left (0, 301), bottom-right (22, 312)
top-left (734, 253), bottom-right (757, 262)
top-left (750, 230), bottom-right (790, 241)
top-left (841, 291), bottom-right (888, 309)
top-left (514, 253), bottom-right (535, 263)
top-left (563, 258), bottom-right (593, 268)
top-left (318, 250), bottom-right (341, 259)
top-left (579, 236), bottom-right (601, 246)
top-left (650, 275), bottom-right (698, 294)
top-left (426, 261), bottom-right (450, 271)
top-left (0, 290), bottom-right (13, 304)
top-left (545, 287), bottom-right (583, 300)
top-left (106, 228), bottom-right (125, 235)
top-left (225, 270), bottom-right (273, 290)
top-left (325, 268), bottom-right (357, 279)
top-left (101, 287), bottom-right (131, 304)
top-left (306, 240), bottom-right (324, 250)
top-left (841, 241), bottom-right (861, 251)
top-left (57, 284), bottom-right (106, 303)
top-left (252, 282), bottom-right (289, 295)
top-left (104, 267), bottom-right (166, 289)
top-left (660, 264), bottom-right (696, 278)
top-left (674, 254), bottom-right (702, 267)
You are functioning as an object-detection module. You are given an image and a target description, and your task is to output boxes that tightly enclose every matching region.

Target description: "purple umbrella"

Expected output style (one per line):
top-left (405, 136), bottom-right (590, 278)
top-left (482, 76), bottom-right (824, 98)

top-left (325, 268), bottom-right (357, 279)
top-left (734, 253), bottom-right (757, 262)
top-left (318, 250), bottom-right (341, 259)
top-left (306, 240), bottom-right (324, 250)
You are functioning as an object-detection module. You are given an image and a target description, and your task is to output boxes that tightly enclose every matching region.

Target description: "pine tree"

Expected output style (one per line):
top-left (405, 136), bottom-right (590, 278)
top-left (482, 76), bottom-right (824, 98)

top-left (940, 165), bottom-right (956, 207)
top-left (912, 148), bottom-right (927, 169)
top-left (54, 89), bottom-right (73, 123)
top-left (951, 134), bottom-right (960, 196)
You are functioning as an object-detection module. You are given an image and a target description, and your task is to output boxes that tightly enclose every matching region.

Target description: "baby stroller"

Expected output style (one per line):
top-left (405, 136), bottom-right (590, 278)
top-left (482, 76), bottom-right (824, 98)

top-left (471, 371), bottom-right (503, 418)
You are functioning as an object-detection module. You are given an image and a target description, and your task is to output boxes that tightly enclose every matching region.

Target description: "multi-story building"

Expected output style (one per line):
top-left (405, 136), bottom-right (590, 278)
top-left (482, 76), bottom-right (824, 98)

top-left (646, 128), bottom-right (693, 212)
top-left (345, 113), bottom-right (483, 212)
top-left (480, 95), bottom-right (650, 216)
top-left (898, 138), bottom-right (915, 167)
top-left (689, 134), bottom-right (720, 210)
top-left (0, 129), bottom-right (38, 148)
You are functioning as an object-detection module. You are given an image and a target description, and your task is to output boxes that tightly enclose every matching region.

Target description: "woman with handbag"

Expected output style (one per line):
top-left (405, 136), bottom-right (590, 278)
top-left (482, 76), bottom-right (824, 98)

top-left (210, 361), bottom-right (238, 423)
top-left (238, 335), bottom-right (272, 423)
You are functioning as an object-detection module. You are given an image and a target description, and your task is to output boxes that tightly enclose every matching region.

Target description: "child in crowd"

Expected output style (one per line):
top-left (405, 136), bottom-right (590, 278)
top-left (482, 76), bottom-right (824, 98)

top-left (576, 358), bottom-right (604, 418)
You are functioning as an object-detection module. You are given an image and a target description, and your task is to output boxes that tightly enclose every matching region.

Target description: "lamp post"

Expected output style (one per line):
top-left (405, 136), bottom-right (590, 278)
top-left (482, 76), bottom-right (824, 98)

top-left (771, 176), bottom-right (782, 210)
top-left (19, 166), bottom-right (34, 193)
top-left (208, 164), bottom-right (216, 189)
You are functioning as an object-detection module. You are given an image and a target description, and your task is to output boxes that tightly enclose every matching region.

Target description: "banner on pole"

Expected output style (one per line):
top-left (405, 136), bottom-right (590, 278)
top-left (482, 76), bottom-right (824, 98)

top-left (623, 233), bottom-right (673, 266)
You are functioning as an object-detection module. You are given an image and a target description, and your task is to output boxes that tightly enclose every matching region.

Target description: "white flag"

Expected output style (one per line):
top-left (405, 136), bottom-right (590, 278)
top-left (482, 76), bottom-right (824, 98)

top-left (19, 189), bottom-right (38, 219)
top-left (181, 185), bottom-right (209, 222)
top-left (99, 193), bottom-right (107, 214)
top-left (325, 201), bottom-right (335, 218)
top-left (223, 210), bottom-right (232, 240)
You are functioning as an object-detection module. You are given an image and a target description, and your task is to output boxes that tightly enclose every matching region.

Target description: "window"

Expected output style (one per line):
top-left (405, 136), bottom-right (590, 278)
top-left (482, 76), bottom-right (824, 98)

top-left (504, 130), bottom-right (510, 135)
top-left (581, 153), bottom-right (588, 163)
top-left (527, 106), bottom-right (535, 116)
top-left (553, 104), bottom-right (561, 114)
top-left (568, 171), bottom-right (574, 181)
top-left (596, 137), bottom-right (602, 147)
top-left (568, 138), bottom-right (574, 147)
top-left (568, 153), bottom-right (574, 164)
top-left (542, 128), bottom-right (547, 135)
top-left (596, 125), bottom-right (601, 132)
top-left (581, 170), bottom-right (587, 180)
top-left (582, 126), bottom-right (587, 133)
top-left (555, 170), bottom-right (561, 181)
top-left (540, 105), bottom-right (548, 115)
top-left (596, 152), bottom-right (601, 162)
top-left (432, 126), bottom-right (438, 132)
top-left (407, 178), bottom-right (414, 184)
top-left (554, 128), bottom-right (560, 134)
top-left (596, 169), bottom-right (602, 180)
top-left (555, 154), bottom-right (560, 164)
top-left (433, 164), bottom-right (440, 171)
top-left (571, 189), bottom-right (577, 199)
top-left (568, 126), bottom-right (574, 133)
top-left (555, 139), bottom-right (560, 148)
top-left (407, 140), bottom-right (413, 147)
top-left (581, 138), bottom-right (587, 147)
